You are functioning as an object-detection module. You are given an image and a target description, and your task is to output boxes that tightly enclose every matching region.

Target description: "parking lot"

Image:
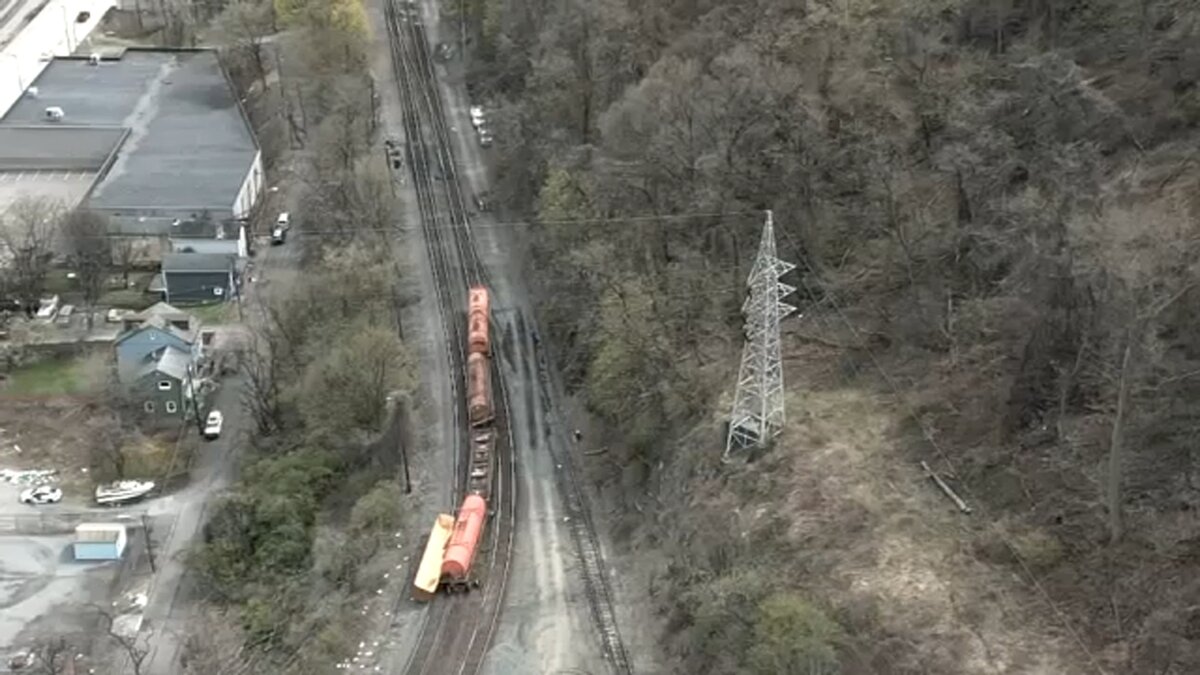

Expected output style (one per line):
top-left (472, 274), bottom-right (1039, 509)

top-left (0, 523), bottom-right (135, 655)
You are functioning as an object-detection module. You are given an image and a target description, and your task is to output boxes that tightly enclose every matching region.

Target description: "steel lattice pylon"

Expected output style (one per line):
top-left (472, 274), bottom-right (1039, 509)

top-left (725, 210), bottom-right (796, 459)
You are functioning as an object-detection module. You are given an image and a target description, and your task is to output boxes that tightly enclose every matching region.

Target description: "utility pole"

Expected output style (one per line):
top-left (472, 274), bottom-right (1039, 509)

top-left (187, 364), bottom-right (205, 436)
top-left (724, 211), bottom-right (796, 460)
top-left (141, 513), bottom-right (156, 573)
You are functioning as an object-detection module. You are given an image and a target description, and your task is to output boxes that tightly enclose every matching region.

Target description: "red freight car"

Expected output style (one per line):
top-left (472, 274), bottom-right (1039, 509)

top-left (441, 494), bottom-right (488, 592)
top-left (466, 352), bottom-right (494, 427)
top-left (468, 285), bottom-right (490, 356)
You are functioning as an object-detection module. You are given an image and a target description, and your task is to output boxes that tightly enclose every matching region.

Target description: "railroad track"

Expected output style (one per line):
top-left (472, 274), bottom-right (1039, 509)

top-left (384, 1), bottom-right (516, 674)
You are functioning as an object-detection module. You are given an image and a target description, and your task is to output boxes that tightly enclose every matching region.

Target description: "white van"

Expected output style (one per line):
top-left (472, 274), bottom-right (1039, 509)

top-left (276, 212), bottom-right (290, 228)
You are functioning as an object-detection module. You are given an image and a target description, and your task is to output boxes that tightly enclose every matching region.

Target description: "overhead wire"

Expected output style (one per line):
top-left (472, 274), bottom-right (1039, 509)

top-left (51, 209), bottom-right (764, 241)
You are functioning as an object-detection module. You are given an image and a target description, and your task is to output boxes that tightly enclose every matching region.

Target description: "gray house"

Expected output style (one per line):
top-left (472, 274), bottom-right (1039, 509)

top-left (168, 219), bottom-right (247, 258)
top-left (161, 253), bottom-right (238, 305)
top-left (133, 346), bottom-right (194, 418)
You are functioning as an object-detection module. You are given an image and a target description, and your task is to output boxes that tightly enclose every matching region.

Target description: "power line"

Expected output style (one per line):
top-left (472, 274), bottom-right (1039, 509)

top-left (780, 229), bottom-right (1109, 675)
top-left (40, 209), bottom-right (763, 241)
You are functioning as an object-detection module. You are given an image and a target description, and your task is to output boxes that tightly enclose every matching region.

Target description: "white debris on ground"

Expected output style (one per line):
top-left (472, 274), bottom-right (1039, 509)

top-left (0, 468), bottom-right (57, 485)
top-left (110, 589), bottom-right (150, 639)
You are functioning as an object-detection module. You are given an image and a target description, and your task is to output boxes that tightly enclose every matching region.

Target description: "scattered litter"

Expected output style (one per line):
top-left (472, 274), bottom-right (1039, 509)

top-left (0, 468), bottom-right (57, 485)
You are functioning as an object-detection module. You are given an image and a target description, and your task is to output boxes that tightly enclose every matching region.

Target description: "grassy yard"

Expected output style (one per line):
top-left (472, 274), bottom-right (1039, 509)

top-left (188, 301), bottom-right (237, 324)
top-left (1, 356), bottom-right (99, 396)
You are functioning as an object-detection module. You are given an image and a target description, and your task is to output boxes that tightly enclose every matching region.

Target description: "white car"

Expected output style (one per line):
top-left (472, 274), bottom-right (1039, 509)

top-left (20, 485), bottom-right (63, 505)
top-left (204, 411), bottom-right (224, 440)
top-left (276, 212), bottom-right (290, 228)
top-left (469, 106), bottom-right (485, 129)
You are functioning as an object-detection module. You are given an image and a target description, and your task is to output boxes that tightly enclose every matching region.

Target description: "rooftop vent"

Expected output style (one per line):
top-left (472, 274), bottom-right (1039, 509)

top-left (44, 106), bottom-right (64, 122)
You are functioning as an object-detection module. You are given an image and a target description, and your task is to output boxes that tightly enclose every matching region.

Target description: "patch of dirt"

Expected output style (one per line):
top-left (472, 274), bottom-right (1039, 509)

top-left (0, 398), bottom-right (120, 499)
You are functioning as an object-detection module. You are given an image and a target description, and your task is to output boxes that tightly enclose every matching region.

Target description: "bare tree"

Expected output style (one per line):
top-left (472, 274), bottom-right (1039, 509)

top-left (0, 196), bottom-right (64, 317)
top-left (88, 413), bottom-right (129, 481)
top-left (216, 0), bottom-right (275, 91)
top-left (111, 237), bottom-right (138, 287)
top-left (240, 323), bottom-right (285, 435)
top-left (14, 636), bottom-right (75, 674)
top-left (90, 604), bottom-right (150, 675)
top-left (1069, 199), bottom-right (1200, 543)
top-left (63, 209), bottom-right (111, 329)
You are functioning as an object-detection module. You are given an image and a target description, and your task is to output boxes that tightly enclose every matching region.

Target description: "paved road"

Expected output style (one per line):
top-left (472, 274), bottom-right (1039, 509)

top-left (139, 375), bottom-right (244, 675)
top-left (137, 219), bottom-right (301, 674)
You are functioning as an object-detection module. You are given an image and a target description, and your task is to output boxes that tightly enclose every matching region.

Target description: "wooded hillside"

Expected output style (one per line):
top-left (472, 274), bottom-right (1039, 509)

top-left (463, 0), bottom-right (1200, 671)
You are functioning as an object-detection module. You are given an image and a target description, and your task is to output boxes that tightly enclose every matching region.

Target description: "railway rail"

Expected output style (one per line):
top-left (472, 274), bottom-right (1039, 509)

top-left (384, 1), bottom-right (516, 674)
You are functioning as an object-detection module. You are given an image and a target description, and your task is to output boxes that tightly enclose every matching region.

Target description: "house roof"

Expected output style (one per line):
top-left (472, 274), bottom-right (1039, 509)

top-left (131, 301), bottom-right (194, 325)
top-left (162, 252), bottom-right (235, 273)
top-left (170, 219), bottom-right (220, 239)
top-left (0, 126), bottom-right (127, 171)
top-left (0, 50), bottom-right (259, 214)
top-left (114, 314), bottom-right (196, 348)
top-left (156, 345), bottom-right (192, 381)
top-left (136, 345), bottom-right (191, 382)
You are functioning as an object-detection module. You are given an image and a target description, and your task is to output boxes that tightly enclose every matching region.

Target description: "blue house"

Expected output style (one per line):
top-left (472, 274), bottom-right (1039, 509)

top-left (114, 304), bottom-right (204, 421)
top-left (114, 313), bottom-right (199, 382)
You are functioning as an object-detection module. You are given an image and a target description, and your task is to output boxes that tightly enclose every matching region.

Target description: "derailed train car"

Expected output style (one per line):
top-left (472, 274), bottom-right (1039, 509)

top-left (441, 494), bottom-right (487, 592)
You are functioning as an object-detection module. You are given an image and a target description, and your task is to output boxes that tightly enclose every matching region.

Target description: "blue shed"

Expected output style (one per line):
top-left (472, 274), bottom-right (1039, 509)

top-left (73, 523), bottom-right (128, 561)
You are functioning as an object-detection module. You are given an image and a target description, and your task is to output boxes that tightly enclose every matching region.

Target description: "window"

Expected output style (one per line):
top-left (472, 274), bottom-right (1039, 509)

top-left (165, 401), bottom-right (178, 414)
top-left (157, 380), bottom-right (172, 391)
top-left (144, 401), bottom-right (155, 413)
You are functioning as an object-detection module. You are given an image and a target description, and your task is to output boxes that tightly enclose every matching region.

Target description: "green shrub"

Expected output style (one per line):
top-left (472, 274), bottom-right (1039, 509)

top-left (747, 593), bottom-right (843, 675)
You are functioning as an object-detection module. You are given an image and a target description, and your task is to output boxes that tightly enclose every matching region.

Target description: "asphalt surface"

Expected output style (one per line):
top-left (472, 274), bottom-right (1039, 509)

top-left (137, 216), bottom-right (302, 674)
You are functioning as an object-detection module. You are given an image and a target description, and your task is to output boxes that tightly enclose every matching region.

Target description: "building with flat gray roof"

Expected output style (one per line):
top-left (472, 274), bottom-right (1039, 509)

top-left (0, 49), bottom-right (263, 234)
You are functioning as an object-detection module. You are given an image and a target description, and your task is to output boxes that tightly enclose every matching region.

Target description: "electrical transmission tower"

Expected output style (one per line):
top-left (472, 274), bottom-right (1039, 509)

top-left (725, 210), bottom-right (796, 459)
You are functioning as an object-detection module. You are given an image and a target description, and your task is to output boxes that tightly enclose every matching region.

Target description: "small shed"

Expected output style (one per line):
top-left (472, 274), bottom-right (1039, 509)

top-left (72, 523), bottom-right (128, 561)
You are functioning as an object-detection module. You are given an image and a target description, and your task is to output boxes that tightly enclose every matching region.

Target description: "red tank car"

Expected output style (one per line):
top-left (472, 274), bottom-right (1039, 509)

top-left (441, 494), bottom-right (488, 591)
top-left (466, 352), bottom-right (494, 427)
top-left (468, 285), bottom-right (490, 356)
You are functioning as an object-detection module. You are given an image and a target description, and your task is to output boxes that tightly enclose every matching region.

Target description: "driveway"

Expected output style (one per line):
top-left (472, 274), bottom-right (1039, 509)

top-left (138, 375), bottom-right (245, 674)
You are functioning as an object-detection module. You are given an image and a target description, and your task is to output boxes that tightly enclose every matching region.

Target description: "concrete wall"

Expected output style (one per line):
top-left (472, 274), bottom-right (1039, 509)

top-left (232, 150), bottom-right (263, 220)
